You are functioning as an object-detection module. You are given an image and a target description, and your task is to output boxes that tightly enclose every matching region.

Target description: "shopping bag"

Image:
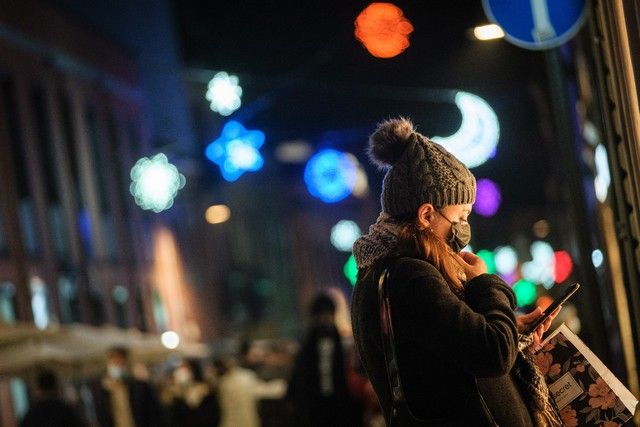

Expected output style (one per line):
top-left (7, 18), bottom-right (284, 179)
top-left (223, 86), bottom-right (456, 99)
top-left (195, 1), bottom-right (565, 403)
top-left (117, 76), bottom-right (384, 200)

top-left (534, 323), bottom-right (638, 425)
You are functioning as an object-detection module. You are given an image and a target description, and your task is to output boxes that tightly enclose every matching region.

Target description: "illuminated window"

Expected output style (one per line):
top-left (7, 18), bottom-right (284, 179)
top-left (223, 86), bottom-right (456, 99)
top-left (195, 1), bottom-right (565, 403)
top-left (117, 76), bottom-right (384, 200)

top-left (0, 282), bottom-right (16, 323)
top-left (594, 144), bottom-right (611, 202)
top-left (58, 276), bottom-right (79, 324)
top-left (30, 276), bottom-right (50, 330)
top-left (2, 77), bottom-right (41, 256)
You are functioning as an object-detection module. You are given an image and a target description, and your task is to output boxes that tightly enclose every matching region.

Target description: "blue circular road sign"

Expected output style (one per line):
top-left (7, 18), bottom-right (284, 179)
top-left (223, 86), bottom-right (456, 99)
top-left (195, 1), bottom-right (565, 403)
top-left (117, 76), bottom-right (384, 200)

top-left (482, 0), bottom-right (587, 50)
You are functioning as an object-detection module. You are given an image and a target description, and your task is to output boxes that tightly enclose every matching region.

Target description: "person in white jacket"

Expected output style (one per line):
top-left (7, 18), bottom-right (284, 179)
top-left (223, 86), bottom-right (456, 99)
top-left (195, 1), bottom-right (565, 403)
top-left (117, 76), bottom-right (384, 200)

top-left (215, 357), bottom-right (286, 427)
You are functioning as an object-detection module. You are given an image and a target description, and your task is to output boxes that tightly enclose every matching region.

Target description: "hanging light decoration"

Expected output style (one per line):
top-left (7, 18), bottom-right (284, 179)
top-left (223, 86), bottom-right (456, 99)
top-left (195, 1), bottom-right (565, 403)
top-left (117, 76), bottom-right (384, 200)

top-left (591, 249), bottom-right (604, 268)
top-left (594, 144), bottom-right (611, 202)
top-left (521, 241), bottom-right (555, 289)
top-left (494, 246), bottom-right (518, 275)
top-left (475, 178), bottom-right (502, 217)
top-left (205, 121), bottom-right (265, 182)
top-left (432, 92), bottom-right (499, 168)
top-left (477, 249), bottom-right (497, 274)
top-left (344, 254), bottom-right (358, 286)
top-left (553, 250), bottom-right (573, 283)
top-left (354, 2), bottom-right (414, 58)
top-left (205, 205), bottom-right (231, 224)
top-left (513, 279), bottom-right (537, 307)
top-left (205, 71), bottom-right (242, 116)
top-left (130, 153), bottom-right (185, 213)
top-left (331, 220), bottom-right (362, 252)
top-left (304, 149), bottom-right (358, 203)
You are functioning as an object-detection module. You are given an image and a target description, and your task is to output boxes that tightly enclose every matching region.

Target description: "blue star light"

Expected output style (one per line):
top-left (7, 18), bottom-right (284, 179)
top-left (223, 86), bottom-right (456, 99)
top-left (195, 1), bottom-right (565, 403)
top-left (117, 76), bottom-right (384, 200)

top-left (205, 121), bottom-right (265, 182)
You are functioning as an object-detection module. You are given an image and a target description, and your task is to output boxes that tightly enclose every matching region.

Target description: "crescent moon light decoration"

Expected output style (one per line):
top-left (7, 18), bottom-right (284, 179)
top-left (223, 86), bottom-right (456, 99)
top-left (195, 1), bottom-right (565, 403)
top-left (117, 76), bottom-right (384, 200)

top-left (432, 91), bottom-right (499, 169)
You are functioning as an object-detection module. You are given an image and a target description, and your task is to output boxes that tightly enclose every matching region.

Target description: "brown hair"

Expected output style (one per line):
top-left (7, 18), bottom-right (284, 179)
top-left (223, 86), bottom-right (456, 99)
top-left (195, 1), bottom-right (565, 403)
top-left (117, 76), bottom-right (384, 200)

top-left (395, 220), bottom-right (465, 293)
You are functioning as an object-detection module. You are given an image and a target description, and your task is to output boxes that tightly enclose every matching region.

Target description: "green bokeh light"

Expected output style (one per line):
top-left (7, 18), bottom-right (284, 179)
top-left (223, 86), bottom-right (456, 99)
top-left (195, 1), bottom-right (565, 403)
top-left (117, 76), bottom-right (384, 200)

top-left (513, 279), bottom-right (537, 306)
top-left (344, 254), bottom-right (358, 286)
top-left (477, 249), bottom-right (496, 274)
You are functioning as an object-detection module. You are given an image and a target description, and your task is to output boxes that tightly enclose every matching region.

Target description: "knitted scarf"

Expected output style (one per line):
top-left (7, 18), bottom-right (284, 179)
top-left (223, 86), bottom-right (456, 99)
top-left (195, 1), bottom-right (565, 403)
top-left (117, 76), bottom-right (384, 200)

top-left (353, 214), bottom-right (563, 427)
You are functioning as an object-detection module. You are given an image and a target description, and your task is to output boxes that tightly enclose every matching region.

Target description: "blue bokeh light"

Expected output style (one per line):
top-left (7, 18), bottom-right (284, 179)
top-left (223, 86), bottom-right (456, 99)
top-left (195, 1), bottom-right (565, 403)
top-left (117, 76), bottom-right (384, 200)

top-left (304, 149), bottom-right (358, 203)
top-left (205, 121), bottom-right (265, 182)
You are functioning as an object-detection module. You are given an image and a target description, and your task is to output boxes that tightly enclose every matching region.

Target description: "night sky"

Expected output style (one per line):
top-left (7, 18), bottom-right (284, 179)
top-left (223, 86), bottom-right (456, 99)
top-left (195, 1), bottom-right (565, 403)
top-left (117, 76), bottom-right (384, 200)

top-left (172, 0), bottom-right (564, 249)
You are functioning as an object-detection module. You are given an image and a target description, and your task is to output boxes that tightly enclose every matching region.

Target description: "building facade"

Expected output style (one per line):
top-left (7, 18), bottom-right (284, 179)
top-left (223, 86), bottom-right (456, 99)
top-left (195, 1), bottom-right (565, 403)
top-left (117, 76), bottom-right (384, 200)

top-left (0, 1), bottom-right (178, 423)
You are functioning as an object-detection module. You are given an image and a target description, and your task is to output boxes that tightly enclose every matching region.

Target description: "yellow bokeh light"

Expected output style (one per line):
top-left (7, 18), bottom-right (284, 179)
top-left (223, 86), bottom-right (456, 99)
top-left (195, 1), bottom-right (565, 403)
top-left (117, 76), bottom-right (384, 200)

top-left (354, 3), bottom-right (414, 58)
top-left (205, 205), bottom-right (231, 224)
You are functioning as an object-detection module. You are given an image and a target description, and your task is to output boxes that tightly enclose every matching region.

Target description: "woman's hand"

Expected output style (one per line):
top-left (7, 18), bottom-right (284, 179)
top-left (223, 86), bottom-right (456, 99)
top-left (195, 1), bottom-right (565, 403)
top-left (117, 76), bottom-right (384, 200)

top-left (516, 306), bottom-right (562, 348)
top-left (457, 251), bottom-right (488, 280)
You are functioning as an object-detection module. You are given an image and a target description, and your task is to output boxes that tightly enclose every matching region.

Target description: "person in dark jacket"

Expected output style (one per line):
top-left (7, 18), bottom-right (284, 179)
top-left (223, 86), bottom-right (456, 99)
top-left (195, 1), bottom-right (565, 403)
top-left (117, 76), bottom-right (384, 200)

top-left (164, 359), bottom-right (221, 427)
top-left (20, 369), bottom-right (85, 427)
top-left (287, 293), bottom-right (363, 427)
top-left (94, 346), bottom-right (166, 427)
top-left (351, 118), bottom-right (562, 427)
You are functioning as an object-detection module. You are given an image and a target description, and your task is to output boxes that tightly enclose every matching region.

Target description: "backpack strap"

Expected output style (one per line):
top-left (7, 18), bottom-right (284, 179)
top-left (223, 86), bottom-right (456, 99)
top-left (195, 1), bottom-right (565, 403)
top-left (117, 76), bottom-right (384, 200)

top-left (377, 268), bottom-right (407, 406)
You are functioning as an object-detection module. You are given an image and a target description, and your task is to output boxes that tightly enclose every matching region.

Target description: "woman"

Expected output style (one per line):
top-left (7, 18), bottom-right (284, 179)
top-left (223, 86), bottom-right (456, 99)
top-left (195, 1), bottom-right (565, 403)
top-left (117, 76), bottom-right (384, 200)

top-left (351, 118), bottom-right (562, 426)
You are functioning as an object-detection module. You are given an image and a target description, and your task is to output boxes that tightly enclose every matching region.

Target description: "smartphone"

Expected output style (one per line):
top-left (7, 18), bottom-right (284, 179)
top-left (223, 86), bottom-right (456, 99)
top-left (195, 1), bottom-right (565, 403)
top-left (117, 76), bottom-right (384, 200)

top-left (523, 283), bottom-right (580, 334)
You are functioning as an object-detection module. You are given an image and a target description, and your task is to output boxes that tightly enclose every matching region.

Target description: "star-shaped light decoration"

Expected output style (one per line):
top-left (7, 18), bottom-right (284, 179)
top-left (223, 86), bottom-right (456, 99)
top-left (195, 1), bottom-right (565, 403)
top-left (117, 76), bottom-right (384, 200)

top-left (205, 71), bottom-right (242, 116)
top-left (205, 121), bottom-right (265, 182)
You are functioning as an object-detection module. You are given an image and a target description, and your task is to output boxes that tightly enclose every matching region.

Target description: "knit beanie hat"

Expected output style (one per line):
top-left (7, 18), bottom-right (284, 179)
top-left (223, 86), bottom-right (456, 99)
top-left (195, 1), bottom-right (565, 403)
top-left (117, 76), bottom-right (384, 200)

top-left (368, 117), bottom-right (476, 217)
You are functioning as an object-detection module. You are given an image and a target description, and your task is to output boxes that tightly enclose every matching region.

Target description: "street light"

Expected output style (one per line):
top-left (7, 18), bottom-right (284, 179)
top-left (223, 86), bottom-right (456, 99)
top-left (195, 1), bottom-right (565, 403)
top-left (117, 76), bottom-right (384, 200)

top-left (472, 24), bottom-right (504, 41)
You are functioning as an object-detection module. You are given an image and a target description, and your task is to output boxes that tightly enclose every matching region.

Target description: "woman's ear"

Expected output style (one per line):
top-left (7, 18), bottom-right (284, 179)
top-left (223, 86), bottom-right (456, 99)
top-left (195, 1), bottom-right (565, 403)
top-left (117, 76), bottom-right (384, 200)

top-left (416, 203), bottom-right (435, 229)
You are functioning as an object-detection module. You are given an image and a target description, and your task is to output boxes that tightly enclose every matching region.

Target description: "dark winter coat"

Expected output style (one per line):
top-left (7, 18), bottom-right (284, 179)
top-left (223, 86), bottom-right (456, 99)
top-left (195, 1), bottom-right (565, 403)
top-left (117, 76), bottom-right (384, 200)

top-left (287, 325), bottom-right (363, 427)
top-left (20, 396), bottom-right (85, 427)
top-left (94, 377), bottom-right (166, 427)
top-left (351, 256), bottom-right (534, 426)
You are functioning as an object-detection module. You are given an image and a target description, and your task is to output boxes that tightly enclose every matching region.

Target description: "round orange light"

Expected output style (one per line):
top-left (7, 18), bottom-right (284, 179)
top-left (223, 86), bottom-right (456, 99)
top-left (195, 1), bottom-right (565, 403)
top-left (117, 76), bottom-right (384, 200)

top-left (354, 3), bottom-right (414, 58)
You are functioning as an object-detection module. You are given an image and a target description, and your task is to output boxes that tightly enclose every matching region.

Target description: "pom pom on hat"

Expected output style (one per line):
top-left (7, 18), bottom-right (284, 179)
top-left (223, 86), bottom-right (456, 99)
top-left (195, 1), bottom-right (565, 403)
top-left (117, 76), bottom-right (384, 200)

top-left (367, 117), bottom-right (415, 169)
top-left (367, 116), bottom-right (476, 216)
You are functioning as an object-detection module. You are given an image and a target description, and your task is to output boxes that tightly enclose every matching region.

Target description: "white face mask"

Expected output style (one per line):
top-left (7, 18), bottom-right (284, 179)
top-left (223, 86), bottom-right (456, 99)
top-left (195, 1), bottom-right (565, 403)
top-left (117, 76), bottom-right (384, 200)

top-left (107, 364), bottom-right (126, 380)
top-left (174, 367), bottom-right (193, 385)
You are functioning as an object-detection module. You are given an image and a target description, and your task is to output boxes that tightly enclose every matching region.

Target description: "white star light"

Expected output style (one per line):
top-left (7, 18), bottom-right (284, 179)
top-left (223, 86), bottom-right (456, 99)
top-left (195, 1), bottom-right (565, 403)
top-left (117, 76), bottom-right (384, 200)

top-left (130, 154), bottom-right (185, 213)
top-left (205, 72), bottom-right (242, 116)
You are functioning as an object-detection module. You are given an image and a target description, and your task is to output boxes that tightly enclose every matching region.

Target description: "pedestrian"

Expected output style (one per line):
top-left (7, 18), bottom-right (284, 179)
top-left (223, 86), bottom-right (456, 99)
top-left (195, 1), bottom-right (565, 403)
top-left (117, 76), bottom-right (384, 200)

top-left (350, 118), bottom-right (563, 426)
top-left (216, 352), bottom-right (286, 427)
top-left (20, 369), bottom-right (85, 427)
top-left (164, 359), bottom-right (221, 427)
top-left (286, 293), bottom-right (363, 427)
top-left (94, 346), bottom-right (166, 427)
